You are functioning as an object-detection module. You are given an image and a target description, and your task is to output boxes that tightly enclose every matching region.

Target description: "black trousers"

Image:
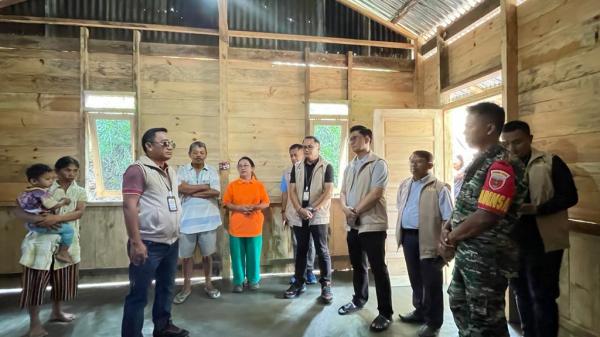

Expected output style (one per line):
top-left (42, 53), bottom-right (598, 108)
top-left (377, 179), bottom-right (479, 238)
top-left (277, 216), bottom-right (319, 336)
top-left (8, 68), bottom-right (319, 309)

top-left (293, 222), bottom-right (332, 285)
top-left (510, 247), bottom-right (564, 337)
top-left (347, 228), bottom-right (393, 319)
top-left (402, 229), bottom-right (444, 328)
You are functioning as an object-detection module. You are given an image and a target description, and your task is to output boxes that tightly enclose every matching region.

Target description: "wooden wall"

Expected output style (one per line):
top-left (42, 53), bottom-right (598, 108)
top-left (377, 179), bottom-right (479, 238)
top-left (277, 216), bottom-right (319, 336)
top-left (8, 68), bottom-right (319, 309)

top-left (517, 0), bottom-right (600, 335)
top-left (419, 0), bottom-right (600, 335)
top-left (0, 33), bottom-right (416, 274)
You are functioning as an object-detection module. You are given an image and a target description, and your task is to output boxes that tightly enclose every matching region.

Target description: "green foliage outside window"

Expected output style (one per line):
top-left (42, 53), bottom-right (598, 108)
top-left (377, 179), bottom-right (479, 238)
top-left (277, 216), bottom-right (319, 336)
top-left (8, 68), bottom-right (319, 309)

top-left (95, 119), bottom-right (133, 191)
top-left (314, 124), bottom-right (342, 186)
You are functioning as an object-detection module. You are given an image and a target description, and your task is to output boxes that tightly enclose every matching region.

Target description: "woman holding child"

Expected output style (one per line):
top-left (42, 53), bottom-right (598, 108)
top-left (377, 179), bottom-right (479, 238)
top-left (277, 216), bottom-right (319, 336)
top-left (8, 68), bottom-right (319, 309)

top-left (14, 156), bottom-right (87, 337)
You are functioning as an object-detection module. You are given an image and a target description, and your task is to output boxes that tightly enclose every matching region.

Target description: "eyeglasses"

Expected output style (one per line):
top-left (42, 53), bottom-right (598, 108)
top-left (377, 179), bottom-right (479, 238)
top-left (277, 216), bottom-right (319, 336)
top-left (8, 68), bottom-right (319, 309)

top-left (152, 140), bottom-right (176, 149)
top-left (303, 145), bottom-right (316, 150)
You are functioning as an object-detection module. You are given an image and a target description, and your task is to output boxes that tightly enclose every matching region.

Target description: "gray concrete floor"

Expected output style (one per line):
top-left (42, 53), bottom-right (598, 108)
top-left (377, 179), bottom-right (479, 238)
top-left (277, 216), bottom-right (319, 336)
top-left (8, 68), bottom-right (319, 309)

top-left (0, 271), bottom-right (521, 337)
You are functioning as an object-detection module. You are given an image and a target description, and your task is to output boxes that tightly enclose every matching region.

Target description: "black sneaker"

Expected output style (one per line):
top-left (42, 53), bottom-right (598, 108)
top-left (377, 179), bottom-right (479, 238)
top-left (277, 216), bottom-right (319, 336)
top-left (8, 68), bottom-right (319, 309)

top-left (320, 283), bottom-right (333, 304)
top-left (399, 310), bottom-right (425, 324)
top-left (153, 321), bottom-right (190, 337)
top-left (283, 283), bottom-right (307, 299)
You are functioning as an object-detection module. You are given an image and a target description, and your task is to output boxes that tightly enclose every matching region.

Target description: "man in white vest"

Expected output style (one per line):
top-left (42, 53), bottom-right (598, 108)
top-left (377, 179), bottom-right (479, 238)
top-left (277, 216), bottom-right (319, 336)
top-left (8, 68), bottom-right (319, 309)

top-left (283, 136), bottom-right (334, 303)
top-left (121, 128), bottom-right (189, 337)
top-left (502, 121), bottom-right (578, 337)
top-left (339, 125), bottom-right (393, 332)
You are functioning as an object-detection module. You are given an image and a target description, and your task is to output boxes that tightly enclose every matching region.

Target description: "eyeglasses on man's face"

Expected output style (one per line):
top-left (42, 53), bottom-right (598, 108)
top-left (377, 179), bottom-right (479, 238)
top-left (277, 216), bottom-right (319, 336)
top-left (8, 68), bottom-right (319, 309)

top-left (152, 140), bottom-right (176, 149)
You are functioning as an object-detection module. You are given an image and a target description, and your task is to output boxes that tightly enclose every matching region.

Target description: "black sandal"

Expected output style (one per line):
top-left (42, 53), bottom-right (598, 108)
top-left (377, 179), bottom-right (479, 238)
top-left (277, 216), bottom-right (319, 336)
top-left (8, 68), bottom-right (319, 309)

top-left (370, 315), bottom-right (391, 332)
top-left (337, 302), bottom-right (363, 315)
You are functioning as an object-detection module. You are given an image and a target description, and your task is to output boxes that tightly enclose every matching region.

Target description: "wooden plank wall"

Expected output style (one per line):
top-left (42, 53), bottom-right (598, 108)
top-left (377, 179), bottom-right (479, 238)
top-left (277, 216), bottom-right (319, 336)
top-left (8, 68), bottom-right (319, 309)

top-left (0, 33), bottom-right (416, 274)
top-left (447, 15), bottom-right (502, 86)
top-left (418, 0), bottom-right (600, 334)
top-left (518, 0), bottom-right (600, 335)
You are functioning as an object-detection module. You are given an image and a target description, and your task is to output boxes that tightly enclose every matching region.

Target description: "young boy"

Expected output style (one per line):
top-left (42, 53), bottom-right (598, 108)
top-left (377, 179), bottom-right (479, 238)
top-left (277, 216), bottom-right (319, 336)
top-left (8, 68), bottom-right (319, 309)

top-left (17, 164), bottom-right (74, 263)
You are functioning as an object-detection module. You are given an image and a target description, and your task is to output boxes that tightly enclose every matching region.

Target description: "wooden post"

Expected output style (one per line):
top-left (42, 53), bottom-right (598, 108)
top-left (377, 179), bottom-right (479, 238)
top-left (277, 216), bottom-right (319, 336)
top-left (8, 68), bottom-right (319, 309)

top-left (436, 26), bottom-right (449, 96)
top-left (415, 39), bottom-right (424, 108)
top-left (132, 30), bottom-right (142, 157)
top-left (347, 51), bottom-right (353, 115)
top-left (217, 0), bottom-right (231, 280)
top-left (500, 0), bottom-right (518, 121)
top-left (304, 47), bottom-right (311, 136)
top-left (79, 27), bottom-right (89, 186)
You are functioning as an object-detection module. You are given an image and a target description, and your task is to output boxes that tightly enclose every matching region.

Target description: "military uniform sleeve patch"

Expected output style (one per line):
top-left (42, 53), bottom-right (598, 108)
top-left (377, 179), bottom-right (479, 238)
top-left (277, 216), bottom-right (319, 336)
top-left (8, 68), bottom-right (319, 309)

top-left (477, 160), bottom-right (516, 215)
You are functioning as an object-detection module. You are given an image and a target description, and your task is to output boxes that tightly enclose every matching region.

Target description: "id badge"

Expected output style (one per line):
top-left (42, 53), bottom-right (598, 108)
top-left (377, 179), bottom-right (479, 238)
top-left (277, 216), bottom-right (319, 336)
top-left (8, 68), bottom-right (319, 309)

top-left (303, 191), bottom-right (310, 202)
top-left (167, 196), bottom-right (178, 212)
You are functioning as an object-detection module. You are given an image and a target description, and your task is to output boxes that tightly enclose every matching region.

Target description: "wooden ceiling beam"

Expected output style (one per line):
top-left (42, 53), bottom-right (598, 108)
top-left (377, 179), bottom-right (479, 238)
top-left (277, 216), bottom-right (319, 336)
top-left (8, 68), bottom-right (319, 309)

top-left (391, 0), bottom-right (419, 24)
top-left (336, 0), bottom-right (418, 40)
top-left (0, 15), bottom-right (413, 49)
top-left (420, 0), bottom-right (500, 55)
top-left (0, 0), bottom-right (28, 9)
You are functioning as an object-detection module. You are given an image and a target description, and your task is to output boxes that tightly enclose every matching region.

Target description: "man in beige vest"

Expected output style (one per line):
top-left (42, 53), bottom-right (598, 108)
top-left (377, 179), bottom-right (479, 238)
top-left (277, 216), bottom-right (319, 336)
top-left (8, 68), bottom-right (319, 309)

top-left (339, 125), bottom-right (393, 332)
top-left (396, 151), bottom-right (453, 337)
top-left (283, 136), bottom-right (334, 303)
top-left (502, 121), bottom-right (578, 337)
top-left (281, 143), bottom-right (318, 285)
top-left (121, 128), bottom-right (189, 337)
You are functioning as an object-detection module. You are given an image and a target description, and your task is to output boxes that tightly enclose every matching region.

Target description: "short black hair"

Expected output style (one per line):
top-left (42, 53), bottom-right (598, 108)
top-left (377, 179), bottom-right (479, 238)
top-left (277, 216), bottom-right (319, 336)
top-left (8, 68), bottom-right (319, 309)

top-left (467, 102), bottom-right (505, 135)
top-left (289, 144), bottom-right (303, 152)
top-left (303, 136), bottom-right (320, 145)
top-left (26, 163), bottom-right (53, 181)
top-left (142, 128), bottom-right (168, 154)
top-left (503, 120), bottom-right (531, 135)
top-left (188, 141), bottom-right (207, 154)
top-left (350, 125), bottom-right (373, 143)
top-left (412, 150), bottom-right (434, 163)
top-left (55, 156), bottom-right (80, 170)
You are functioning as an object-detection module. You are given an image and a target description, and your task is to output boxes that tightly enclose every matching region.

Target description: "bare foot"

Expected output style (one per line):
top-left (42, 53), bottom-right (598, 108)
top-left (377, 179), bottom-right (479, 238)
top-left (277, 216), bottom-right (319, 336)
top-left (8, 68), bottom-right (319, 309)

top-left (25, 326), bottom-right (48, 337)
top-left (54, 250), bottom-right (74, 264)
top-left (49, 312), bottom-right (76, 322)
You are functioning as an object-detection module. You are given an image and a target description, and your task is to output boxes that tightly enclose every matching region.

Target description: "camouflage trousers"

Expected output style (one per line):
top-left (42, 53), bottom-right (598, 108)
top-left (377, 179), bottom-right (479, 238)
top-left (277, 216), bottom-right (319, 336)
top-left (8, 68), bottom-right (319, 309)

top-left (448, 250), bottom-right (510, 337)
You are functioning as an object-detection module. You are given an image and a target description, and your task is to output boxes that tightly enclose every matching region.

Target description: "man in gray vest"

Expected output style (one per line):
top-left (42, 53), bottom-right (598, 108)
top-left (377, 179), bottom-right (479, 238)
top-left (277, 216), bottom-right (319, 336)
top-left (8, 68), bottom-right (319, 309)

top-left (121, 128), bottom-right (189, 337)
top-left (339, 125), bottom-right (393, 332)
top-left (502, 121), bottom-right (578, 337)
top-left (283, 136), bottom-right (334, 303)
top-left (396, 151), bottom-right (453, 337)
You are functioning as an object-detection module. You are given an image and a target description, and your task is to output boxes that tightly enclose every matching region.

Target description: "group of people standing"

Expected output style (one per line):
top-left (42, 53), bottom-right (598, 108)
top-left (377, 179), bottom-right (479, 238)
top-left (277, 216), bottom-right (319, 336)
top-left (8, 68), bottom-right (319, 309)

top-left (14, 101), bottom-right (577, 337)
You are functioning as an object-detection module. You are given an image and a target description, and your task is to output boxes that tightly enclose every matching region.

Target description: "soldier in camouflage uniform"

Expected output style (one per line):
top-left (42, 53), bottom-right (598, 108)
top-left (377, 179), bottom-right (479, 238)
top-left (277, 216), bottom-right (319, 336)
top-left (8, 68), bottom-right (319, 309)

top-left (438, 102), bottom-right (527, 337)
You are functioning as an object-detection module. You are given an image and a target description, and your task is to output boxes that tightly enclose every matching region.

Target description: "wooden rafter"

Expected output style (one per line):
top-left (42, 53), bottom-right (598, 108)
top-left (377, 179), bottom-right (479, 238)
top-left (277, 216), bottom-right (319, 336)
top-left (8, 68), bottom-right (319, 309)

top-left (391, 0), bottom-right (419, 24)
top-left (335, 0), bottom-right (418, 40)
top-left (0, 0), bottom-right (28, 9)
top-left (0, 15), bottom-right (413, 50)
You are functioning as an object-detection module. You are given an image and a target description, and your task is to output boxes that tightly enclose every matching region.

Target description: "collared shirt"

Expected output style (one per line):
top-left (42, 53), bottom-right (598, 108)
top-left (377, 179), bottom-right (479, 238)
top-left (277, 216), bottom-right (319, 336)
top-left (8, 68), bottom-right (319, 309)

top-left (222, 178), bottom-right (270, 237)
top-left (177, 163), bottom-right (222, 234)
top-left (20, 181), bottom-right (87, 270)
top-left (345, 154), bottom-right (388, 208)
top-left (401, 174), bottom-right (453, 229)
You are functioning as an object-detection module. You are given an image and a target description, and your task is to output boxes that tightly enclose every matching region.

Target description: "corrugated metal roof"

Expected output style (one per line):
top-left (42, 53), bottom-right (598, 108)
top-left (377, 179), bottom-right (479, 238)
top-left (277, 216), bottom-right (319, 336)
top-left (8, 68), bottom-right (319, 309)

top-left (346, 0), bottom-right (487, 40)
top-left (0, 0), bottom-right (410, 58)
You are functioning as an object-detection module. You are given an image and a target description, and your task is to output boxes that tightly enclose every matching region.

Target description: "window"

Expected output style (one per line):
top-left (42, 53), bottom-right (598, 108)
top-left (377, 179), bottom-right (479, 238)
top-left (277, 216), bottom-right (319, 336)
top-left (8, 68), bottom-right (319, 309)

top-left (309, 102), bottom-right (349, 192)
top-left (84, 91), bottom-right (136, 201)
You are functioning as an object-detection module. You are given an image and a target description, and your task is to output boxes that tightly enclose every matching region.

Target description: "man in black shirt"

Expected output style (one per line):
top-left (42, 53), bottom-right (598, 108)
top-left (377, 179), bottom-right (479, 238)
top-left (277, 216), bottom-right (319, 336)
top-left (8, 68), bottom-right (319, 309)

top-left (502, 121), bottom-right (578, 337)
top-left (283, 136), bottom-right (335, 303)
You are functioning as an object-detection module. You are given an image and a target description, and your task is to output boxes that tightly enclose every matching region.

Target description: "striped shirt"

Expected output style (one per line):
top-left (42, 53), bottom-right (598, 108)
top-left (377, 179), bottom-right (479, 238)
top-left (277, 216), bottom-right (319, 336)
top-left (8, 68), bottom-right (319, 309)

top-left (177, 163), bottom-right (222, 234)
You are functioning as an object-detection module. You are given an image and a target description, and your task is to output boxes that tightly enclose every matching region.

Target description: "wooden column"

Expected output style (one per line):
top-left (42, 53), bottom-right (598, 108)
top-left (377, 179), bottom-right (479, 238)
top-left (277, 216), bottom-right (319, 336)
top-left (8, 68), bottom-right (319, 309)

top-left (304, 47), bottom-right (311, 136)
top-left (132, 30), bottom-right (142, 156)
top-left (436, 26), bottom-right (449, 97)
top-left (415, 39), bottom-right (424, 108)
top-left (79, 27), bottom-right (89, 186)
top-left (347, 51), bottom-right (353, 115)
top-left (217, 0), bottom-right (231, 279)
top-left (500, 0), bottom-right (518, 121)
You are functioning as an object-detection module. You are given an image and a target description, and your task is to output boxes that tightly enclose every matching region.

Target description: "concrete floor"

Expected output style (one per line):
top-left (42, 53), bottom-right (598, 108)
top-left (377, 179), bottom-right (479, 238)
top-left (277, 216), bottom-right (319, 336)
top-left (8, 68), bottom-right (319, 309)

top-left (0, 271), bottom-right (521, 337)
